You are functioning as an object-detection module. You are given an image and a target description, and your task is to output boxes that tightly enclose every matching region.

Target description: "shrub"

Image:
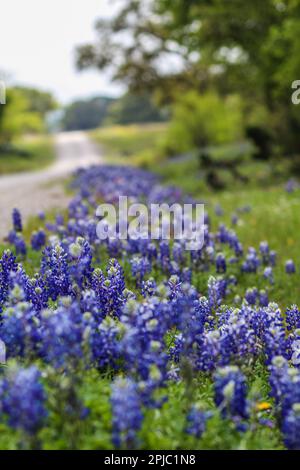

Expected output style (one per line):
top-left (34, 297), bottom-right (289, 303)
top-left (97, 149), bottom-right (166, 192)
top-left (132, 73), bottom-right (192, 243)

top-left (164, 91), bottom-right (244, 155)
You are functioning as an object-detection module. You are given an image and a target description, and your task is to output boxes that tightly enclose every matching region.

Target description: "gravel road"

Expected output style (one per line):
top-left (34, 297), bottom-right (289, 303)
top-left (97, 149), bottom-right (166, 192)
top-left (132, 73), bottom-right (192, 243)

top-left (0, 131), bottom-right (103, 240)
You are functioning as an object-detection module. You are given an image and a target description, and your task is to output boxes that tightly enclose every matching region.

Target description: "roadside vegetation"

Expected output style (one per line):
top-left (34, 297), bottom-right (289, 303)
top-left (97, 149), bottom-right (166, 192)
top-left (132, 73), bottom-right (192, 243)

top-left (0, 84), bottom-right (57, 175)
top-left (0, 135), bottom-right (55, 174)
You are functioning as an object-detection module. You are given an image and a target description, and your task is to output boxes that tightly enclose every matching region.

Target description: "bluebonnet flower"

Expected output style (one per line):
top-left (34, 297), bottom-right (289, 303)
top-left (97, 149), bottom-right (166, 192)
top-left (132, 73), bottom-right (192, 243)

top-left (285, 179), bottom-right (298, 193)
top-left (12, 208), bottom-right (22, 232)
top-left (172, 242), bottom-right (185, 265)
top-left (216, 253), bottom-right (226, 273)
top-left (286, 305), bottom-right (300, 331)
top-left (217, 224), bottom-right (229, 244)
top-left (41, 244), bottom-right (71, 300)
top-left (268, 355), bottom-right (290, 404)
top-left (281, 369), bottom-right (300, 418)
top-left (179, 267), bottom-right (190, 283)
top-left (107, 238), bottom-right (123, 258)
top-left (245, 287), bottom-right (258, 305)
top-left (261, 303), bottom-right (287, 363)
top-left (231, 213), bottom-right (238, 226)
top-left (130, 256), bottom-right (151, 287)
top-left (0, 299), bottom-right (40, 358)
top-left (1, 366), bottom-right (47, 435)
top-left (0, 250), bottom-right (18, 311)
top-left (158, 241), bottom-right (171, 271)
top-left (208, 276), bottom-right (226, 309)
top-left (286, 260), bottom-right (296, 274)
top-left (186, 406), bottom-right (213, 438)
top-left (241, 247), bottom-right (260, 273)
top-left (119, 298), bottom-right (169, 406)
top-left (68, 237), bottom-right (93, 289)
top-left (269, 250), bottom-right (277, 266)
top-left (141, 278), bottom-right (157, 298)
top-left (111, 377), bottom-right (143, 449)
top-left (263, 267), bottom-right (274, 285)
top-left (260, 241), bottom-right (270, 265)
top-left (167, 275), bottom-right (182, 300)
top-left (31, 230), bottom-right (46, 251)
top-left (92, 259), bottom-right (126, 318)
top-left (215, 204), bottom-right (224, 216)
top-left (290, 338), bottom-right (300, 366)
top-left (39, 299), bottom-right (84, 368)
top-left (7, 231), bottom-right (27, 256)
top-left (214, 366), bottom-right (249, 420)
top-left (282, 403), bottom-right (300, 449)
top-left (90, 316), bottom-right (120, 369)
top-left (259, 290), bottom-right (269, 307)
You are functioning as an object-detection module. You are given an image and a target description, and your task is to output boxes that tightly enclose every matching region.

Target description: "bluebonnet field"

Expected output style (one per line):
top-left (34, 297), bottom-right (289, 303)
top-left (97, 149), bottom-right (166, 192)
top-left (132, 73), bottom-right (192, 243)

top-left (1, 164), bottom-right (300, 450)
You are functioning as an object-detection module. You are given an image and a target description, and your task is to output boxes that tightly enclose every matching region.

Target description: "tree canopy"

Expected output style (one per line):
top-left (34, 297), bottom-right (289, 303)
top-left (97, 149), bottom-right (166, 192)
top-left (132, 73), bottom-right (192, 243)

top-left (76, 0), bottom-right (300, 153)
top-left (61, 96), bottom-right (114, 131)
top-left (0, 86), bottom-right (57, 145)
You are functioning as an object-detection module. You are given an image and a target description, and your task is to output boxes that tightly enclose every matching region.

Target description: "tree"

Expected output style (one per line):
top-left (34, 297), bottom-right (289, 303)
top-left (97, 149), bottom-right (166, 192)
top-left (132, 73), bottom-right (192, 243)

top-left (14, 86), bottom-right (58, 117)
top-left (76, 0), bottom-right (300, 153)
top-left (61, 96), bottom-right (115, 131)
top-left (0, 88), bottom-right (44, 144)
top-left (106, 92), bottom-right (167, 125)
top-left (165, 91), bottom-right (243, 153)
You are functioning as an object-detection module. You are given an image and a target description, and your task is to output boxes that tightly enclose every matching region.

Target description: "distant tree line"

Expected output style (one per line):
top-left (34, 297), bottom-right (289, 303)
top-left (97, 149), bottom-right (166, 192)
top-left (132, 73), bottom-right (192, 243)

top-left (61, 92), bottom-right (168, 132)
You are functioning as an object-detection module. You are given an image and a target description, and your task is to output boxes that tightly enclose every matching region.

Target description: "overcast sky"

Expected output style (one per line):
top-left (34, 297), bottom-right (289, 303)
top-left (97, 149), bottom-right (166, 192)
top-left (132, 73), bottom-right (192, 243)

top-left (0, 0), bottom-right (125, 103)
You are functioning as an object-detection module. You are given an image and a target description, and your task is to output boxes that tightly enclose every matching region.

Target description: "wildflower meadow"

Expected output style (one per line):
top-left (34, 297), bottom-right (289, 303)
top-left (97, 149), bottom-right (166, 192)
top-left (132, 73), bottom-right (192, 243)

top-left (2, 0), bottom-right (300, 455)
top-left (0, 163), bottom-right (300, 450)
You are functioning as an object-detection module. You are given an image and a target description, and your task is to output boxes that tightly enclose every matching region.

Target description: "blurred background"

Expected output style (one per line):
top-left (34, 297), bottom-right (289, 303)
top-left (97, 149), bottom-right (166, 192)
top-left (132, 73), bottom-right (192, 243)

top-left (1, 0), bottom-right (300, 192)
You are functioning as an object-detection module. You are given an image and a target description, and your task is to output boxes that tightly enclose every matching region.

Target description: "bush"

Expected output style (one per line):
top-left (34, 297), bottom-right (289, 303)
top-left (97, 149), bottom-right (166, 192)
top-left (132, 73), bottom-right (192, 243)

top-left (164, 91), bottom-right (244, 155)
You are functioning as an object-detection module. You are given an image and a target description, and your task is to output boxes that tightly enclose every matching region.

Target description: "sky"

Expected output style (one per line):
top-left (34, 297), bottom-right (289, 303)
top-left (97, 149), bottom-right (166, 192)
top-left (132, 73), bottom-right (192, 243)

top-left (0, 0), bottom-right (125, 104)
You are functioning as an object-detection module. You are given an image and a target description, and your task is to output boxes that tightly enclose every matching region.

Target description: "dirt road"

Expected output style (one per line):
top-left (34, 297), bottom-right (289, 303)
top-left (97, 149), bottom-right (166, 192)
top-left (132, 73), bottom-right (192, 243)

top-left (0, 132), bottom-right (102, 239)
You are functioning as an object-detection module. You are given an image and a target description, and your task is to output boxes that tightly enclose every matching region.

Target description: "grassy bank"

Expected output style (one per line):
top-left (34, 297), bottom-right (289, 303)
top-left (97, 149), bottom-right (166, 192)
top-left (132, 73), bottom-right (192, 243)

top-left (90, 123), bottom-right (167, 167)
top-left (0, 135), bottom-right (55, 175)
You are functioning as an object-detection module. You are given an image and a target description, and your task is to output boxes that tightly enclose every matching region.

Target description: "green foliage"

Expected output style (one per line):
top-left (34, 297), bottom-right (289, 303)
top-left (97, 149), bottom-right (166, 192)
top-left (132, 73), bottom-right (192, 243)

top-left (14, 86), bottom-right (58, 117)
top-left (61, 96), bottom-right (115, 131)
top-left (164, 91), bottom-right (244, 154)
top-left (0, 89), bottom-right (44, 143)
top-left (0, 85), bottom-right (57, 150)
top-left (76, 0), bottom-right (300, 154)
top-left (0, 135), bottom-right (55, 175)
top-left (106, 92), bottom-right (167, 125)
top-left (91, 123), bottom-right (167, 166)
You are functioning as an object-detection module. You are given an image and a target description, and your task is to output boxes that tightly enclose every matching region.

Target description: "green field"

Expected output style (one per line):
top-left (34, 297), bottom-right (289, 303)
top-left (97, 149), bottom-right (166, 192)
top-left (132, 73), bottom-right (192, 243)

top-left (0, 135), bottom-right (55, 175)
top-left (91, 123), bottom-right (167, 167)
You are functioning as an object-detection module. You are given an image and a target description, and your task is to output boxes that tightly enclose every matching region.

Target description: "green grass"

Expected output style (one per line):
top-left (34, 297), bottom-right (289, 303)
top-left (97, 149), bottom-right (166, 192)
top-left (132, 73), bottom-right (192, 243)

top-left (0, 363), bottom-right (283, 450)
top-left (0, 135), bottom-right (55, 175)
top-left (90, 123), bottom-right (167, 167)
top-left (91, 123), bottom-right (292, 194)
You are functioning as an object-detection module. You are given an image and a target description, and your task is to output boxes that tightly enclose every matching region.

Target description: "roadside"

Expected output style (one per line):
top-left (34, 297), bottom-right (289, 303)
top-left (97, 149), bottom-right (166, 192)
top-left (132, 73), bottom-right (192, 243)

top-left (0, 131), bottom-right (103, 239)
top-left (0, 135), bottom-right (54, 175)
